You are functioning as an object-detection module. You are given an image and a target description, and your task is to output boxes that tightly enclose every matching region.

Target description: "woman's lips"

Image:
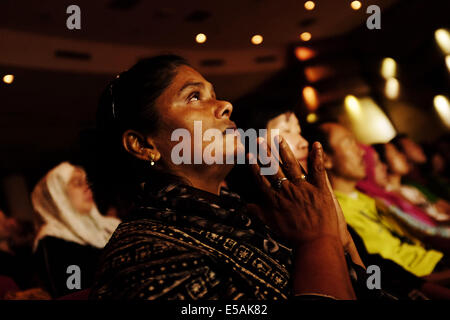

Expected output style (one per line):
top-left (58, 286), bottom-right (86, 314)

top-left (223, 126), bottom-right (240, 137)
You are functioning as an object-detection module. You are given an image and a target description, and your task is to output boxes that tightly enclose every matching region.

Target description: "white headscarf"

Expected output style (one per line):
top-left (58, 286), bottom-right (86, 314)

top-left (31, 162), bottom-right (120, 251)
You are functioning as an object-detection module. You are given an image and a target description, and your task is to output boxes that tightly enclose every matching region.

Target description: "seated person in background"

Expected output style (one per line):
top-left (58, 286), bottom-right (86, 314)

top-left (391, 134), bottom-right (450, 215)
top-left (0, 209), bottom-right (50, 299)
top-left (0, 209), bottom-right (21, 280)
top-left (230, 107), bottom-right (365, 265)
top-left (227, 107), bottom-right (309, 198)
top-left (265, 112), bottom-right (309, 171)
top-left (422, 141), bottom-right (450, 203)
top-left (31, 162), bottom-right (120, 298)
top-left (358, 145), bottom-right (450, 244)
top-left (372, 143), bottom-right (450, 223)
top-left (305, 122), bottom-right (450, 298)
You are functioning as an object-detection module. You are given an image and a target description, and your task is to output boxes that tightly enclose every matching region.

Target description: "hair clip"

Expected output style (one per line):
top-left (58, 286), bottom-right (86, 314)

top-left (110, 74), bottom-right (121, 120)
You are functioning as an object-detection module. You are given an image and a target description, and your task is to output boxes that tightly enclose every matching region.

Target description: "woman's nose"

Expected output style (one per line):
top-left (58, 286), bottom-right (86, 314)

top-left (215, 100), bottom-right (233, 119)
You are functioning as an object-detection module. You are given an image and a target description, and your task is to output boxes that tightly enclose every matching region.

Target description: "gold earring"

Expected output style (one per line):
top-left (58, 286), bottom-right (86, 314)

top-left (150, 154), bottom-right (155, 166)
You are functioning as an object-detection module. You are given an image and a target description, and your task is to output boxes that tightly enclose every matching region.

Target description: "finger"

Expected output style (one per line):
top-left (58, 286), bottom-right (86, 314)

top-left (308, 141), bottom-right (328, 189)
top-left (248, 153), bottom-right (272, 191)
top-left (248, 158), bottom-right (281, 208)
top-left (257, 137), bottom-right (286, 185)
top-left (298, 162), bottom-right (308, 176)
top-left (275, 135), bottom-right (304, 184)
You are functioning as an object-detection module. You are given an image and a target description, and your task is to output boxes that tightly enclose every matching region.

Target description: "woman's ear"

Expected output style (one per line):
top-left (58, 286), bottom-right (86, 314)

top-left (122, 130), bottom-right (161, 162)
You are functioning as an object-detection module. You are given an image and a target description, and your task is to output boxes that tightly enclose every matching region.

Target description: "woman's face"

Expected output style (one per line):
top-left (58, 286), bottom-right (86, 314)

top-left (66, 167), bottom-right (95, 214)
top-left (385, 143), bottom-right (410, 176)
top-left (151, 65), bottom-right (244, 170)
top-left (267, 112), bottom-right (309, 170)
top-left (431, 153), bottom-right (445, 174)
top-left (373, 151), bottom-right (389, 188)
top-left (399, 137), bottom-right (427, 164)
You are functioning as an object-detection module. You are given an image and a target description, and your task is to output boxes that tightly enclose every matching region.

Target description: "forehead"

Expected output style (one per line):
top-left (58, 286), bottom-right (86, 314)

top-left (70, 167), bottom-right (85, 179)
top-left (169, 65), bottom-right (210, 91)
top-left (326, 124), bottom-right (353, 145)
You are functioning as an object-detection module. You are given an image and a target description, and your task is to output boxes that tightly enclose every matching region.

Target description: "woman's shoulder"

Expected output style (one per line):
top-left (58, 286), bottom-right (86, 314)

top-left (36, 236), bottom-right (76, 250)
top-left (103, 217), bottom-right (200, 260)
top-left (35, 236), bottom-right (100, 257)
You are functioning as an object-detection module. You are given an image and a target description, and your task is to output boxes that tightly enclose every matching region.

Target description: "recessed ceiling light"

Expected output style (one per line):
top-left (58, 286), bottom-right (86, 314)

top-left (351, 1), bottom-right (362, 10)
top-left (195, 33), bottom-right (207, 44)
top-left (294, 47), bottom-right (316, 61)
top-left (304, 1), bottom-right (315, 10)
top-left (251, 35), bottom-right (263, 45)
top-left (306, 113), bottom-right (318, 123)
top-left (434, 95), bottom-right (450, 128)
top-left (435, 29), bottom-right (450, 54)
top-left (300, 32), bottom-right (312, 42)
top-left (3, 74), bottom-right (14, 84)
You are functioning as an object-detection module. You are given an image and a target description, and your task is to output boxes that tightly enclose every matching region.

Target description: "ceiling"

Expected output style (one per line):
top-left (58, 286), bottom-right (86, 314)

top-left (0, 0), bottom-right (398, 49)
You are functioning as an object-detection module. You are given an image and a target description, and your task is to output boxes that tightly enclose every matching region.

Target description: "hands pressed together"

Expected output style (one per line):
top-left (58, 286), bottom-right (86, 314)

top-left (246, 135), bottom-right (359, 299)
top-left (247, 135), bottom-right (350, 250)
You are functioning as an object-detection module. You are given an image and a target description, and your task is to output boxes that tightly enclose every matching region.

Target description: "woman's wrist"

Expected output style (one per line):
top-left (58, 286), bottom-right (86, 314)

top-left (292, 235), bottom-right (356, 300)
top-left (292, 233), bottom-right (341, 248)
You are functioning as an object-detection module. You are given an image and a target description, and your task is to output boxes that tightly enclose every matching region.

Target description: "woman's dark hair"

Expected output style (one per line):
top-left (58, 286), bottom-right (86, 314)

top-left (301, 122), bottom-right (334, 155)
top-left (81, 55), bottom-right (190, 215)
top-left (389, 133), bottom-right (408, 153)
top-left (372, 143), bottom-right (387, 164)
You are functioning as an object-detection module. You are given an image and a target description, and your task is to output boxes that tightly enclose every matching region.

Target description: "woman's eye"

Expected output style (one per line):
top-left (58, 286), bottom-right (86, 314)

top-left (188, 92), bottom-right (200, 102)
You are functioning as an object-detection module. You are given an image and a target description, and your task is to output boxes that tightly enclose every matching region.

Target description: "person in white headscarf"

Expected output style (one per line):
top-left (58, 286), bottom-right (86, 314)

top-left (31, 162), bottom-right (120, 298)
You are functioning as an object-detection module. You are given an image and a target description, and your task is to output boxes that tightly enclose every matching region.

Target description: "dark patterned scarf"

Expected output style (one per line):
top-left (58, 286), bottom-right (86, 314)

top-left (89, 183), bottom-right (293, 300)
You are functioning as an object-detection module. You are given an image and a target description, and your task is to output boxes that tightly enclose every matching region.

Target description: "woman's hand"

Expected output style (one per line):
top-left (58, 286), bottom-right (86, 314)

top-left (247, 136), bottom-right (341, 247)
top-left (246, 136), bottom-right (356, 299)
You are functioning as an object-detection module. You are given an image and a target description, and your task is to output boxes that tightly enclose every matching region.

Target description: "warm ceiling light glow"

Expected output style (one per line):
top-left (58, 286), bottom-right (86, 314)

top-left (306, 113), bottom-right (318, 123)
top-left (304, 1), bottom-right (315, 10)
top-left (435, 29), bottom-right (450, 54)
top-left (3, 74), bottom-right (14, 84)
top-left (434, 95), bottom-right (450, 128)
top-left (251, 35), bottom-right (263, 45)
top-left (300, 32), bottom-right (312, 42)
top-left (195, 33), bottom-right (207, 44)
top-left (294, 47), bottom-right (316, 61)
top-left (304, 65), bottom-right (333, 83)
top-left (345, 95), bottom-right (361, 116)
top-left (302, 86), bottom-right (319, 111)
top-left (346, 97), bottom-right (396, 144)
top-left (446, 55), bottom-right (450, 72)
top-left (385, 77), bottom-right (400, 99)
top-left (381, 57), bottom-right (397, 79)
top-left (351, 1), bottom-right (362, 10)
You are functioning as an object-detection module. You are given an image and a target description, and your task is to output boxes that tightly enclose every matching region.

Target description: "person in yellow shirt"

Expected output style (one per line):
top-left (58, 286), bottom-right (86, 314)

top-left (304, 122), bottom-right (450, 290)
top-left (334, 189), bottom-right (442, 277)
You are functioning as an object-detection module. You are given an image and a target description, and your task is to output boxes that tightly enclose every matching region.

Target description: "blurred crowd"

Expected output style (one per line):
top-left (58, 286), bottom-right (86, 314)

top-left (0, 162), bottom-right (120, 299)
top-left (0, 60), bottom-right (449, 300)
top-left (1, 110), bottom-right (449, 300)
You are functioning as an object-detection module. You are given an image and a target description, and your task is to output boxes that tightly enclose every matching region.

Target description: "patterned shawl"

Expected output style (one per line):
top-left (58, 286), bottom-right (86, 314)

top-left (89, 183), bottom-right (293, 300)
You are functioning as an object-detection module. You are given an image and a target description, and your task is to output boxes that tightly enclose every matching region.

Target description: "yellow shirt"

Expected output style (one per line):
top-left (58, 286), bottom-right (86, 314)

top-left (335, 190), bottom-right (443, 277)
